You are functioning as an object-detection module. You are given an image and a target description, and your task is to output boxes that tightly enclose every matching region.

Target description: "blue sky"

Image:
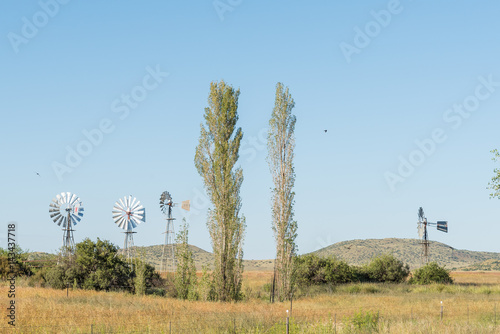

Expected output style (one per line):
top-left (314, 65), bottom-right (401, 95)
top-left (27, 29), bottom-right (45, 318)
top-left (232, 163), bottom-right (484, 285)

top-left (1, 1), bottom-right (500, 260)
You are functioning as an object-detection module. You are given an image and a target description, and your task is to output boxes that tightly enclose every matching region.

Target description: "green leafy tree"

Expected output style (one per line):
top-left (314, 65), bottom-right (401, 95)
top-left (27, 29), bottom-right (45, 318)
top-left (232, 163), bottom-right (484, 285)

top-left (175, 219), bottom-right (198, 300)
top-left (195, 80), bottom-right (246, 301)
top-left (0, 246), bottom-right (32, 279)
top-left (74, 238), bottom-right (131, 290)
top-left (488, 149), bottom-right (500, 198)
top-left (267, 82), bottom-right (298, 301)
top-left (134, 259), bottom-right (146, 296)
top-left (409, 262), bottom-right (453, 284)
top-left (364, 254), bottom-right (410, 283)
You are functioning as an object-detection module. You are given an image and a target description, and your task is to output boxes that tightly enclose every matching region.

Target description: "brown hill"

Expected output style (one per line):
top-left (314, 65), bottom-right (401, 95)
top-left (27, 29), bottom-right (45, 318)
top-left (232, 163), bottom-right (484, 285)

top-left (312, 238), bottom-right (500, 270)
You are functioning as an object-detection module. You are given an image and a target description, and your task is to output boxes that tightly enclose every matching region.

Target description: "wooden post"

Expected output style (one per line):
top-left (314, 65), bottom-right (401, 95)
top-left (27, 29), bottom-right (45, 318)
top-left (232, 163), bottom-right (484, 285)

top-left (66, 283), bottom-right (69, 297)
top-left (334, 313), bottom-right (337, 333)
top-left (440, 301), bottom-right (443, 321)
top-left (90, 324), bottom-right (93, 334)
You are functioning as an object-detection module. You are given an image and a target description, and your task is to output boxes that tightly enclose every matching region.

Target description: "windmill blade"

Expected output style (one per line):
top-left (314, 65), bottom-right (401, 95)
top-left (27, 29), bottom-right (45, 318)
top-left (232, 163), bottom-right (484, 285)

top-left (115, 216), bottom-right (126, 230)
top-left (118, 198), bottom-right (126, 210)
top-left (130, 199), bottom-right (141, 212)
top-left (129, 196), bottom-right (137, 210)
top-left (50, 213), bottom-right (61, 223)
top-left (68, 193), bottom-right (77, 205)
top-left (181, 200), bottom-right (190, 211)
top-left (60, 216), bottom-right (67, 228)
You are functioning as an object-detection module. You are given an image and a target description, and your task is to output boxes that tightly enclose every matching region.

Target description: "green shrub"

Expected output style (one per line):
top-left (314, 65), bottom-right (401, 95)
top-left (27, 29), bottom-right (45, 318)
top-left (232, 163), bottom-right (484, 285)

top-left (344, 310), bottom-right (380, 333)
top-left (294, 254), bottom-right (354, 286)
top-left (364, 254), bottom-right (410, 283)
top-left (409, 262), bottom-right (453, 285)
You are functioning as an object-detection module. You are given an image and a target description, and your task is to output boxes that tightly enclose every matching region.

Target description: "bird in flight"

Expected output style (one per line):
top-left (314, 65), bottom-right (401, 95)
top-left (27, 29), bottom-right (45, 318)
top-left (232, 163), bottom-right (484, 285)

top-left (324, 130), bottom-right (327, 133)
top-left (35, 172), bottom-right (40, 177)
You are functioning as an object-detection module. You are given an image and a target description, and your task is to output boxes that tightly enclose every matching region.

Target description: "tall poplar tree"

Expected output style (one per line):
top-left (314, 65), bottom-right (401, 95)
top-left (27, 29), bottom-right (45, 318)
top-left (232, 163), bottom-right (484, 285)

top-left (488, 149), bottom-right (500, 199)
top-left (267, 82), bottom-right (297, 301)
top-left (195, 80), bottom-right (245, 301)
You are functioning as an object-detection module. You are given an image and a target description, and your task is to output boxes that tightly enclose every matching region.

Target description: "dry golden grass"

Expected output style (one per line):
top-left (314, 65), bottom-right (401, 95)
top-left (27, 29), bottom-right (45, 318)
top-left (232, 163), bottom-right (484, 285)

top-left (1, 272), bottom-right (500, 333)
top-left (452, 271), bottom-right (500, 285)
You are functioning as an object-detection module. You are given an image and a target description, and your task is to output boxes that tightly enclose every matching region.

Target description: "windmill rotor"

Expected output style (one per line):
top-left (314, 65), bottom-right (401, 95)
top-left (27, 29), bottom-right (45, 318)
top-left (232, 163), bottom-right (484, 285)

top-left (112, 195), bottom-right (145, 262)
top-left (49, 192), bottom-right (84, 256)
top-left (112, 195), bottom-right (146, 230)
top-left (159, 191), bottom-right (173, 215)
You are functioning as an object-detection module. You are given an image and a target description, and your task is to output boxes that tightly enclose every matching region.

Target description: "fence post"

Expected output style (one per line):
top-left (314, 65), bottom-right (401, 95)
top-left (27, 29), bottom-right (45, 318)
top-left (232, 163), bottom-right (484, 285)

top-left (66, 283), bottom-right (69, 297)
top-left (334, 313), bottom-right (337, 334)
top-left (233, 318), bottom-right (236, 333)
top-left (440, 301), bottom-right (443, 321)
top-left (169, 320), bottom-right (171, 334)
top-left (286, 310), bottom-right (289, 334)
top-left (91, 324), bottom-right (93, 334)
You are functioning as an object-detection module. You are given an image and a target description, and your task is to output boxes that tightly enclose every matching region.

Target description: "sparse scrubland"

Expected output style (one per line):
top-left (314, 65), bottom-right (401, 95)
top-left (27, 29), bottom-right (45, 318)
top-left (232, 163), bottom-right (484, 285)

top-left (2, 270), bottom-right (500, 333)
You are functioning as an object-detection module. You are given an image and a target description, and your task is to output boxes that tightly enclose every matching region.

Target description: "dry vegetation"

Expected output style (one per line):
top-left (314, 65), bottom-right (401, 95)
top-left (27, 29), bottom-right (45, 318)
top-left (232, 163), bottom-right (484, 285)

top-left (2, 271), bottom-right (500, 333)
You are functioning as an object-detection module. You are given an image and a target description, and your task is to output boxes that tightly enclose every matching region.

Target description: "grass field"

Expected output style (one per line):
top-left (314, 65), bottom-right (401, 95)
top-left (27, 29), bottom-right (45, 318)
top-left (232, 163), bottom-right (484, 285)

top-left (1, 272), bottom-right (500, 333)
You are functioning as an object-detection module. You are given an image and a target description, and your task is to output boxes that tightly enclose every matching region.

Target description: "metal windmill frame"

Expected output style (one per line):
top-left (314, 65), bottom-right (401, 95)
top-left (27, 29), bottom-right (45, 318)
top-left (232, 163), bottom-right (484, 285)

top-left (159, 191), bottom-right (190, 274)
top-left (417, 207), bottom-right (448, 265)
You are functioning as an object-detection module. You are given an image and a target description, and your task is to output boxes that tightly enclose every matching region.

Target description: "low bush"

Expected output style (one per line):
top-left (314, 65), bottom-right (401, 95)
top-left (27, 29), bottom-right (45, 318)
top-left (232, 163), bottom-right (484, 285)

top-left (409, 262), bottom-right (453, 285)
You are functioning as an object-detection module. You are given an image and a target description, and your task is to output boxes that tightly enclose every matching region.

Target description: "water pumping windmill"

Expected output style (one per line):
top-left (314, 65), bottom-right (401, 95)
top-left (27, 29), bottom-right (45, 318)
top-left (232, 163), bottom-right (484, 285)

top-left (49, 192), bottom-right (84, 257)
top-left (417, 207), bottom-right (448, 265)
top-left (159, 190), bottom-right (190, 273)
top-left (112, 195), bottom-right (146, 262)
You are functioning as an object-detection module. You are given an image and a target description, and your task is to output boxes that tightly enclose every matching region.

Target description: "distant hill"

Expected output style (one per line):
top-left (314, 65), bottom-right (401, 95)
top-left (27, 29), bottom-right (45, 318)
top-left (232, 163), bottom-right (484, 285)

top-left (312, 238), bottom-right (500, 270)
top-left (26, 238), bottom-right (499, 272)
top-left (461, 259), bottom-right (500, 271)
top-left (124, 245), bottom-right (275, 272)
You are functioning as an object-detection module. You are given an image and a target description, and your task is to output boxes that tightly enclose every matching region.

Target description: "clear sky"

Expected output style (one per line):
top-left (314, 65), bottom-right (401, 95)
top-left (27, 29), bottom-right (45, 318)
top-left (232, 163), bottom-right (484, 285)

top-left (1, 1), bottom-right (500, 260)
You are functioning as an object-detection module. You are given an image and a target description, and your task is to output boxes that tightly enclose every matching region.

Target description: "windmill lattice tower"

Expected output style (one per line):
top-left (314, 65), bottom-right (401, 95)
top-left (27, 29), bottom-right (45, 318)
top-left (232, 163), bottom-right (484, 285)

top-left (112, 196), bottom-right (146, 263)
top-left (49, 192), bottom-right (84, 258)
top-left (159, 191), bottom-right (190, 273)
top-left (417, 207), bottom-right (448, 265)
